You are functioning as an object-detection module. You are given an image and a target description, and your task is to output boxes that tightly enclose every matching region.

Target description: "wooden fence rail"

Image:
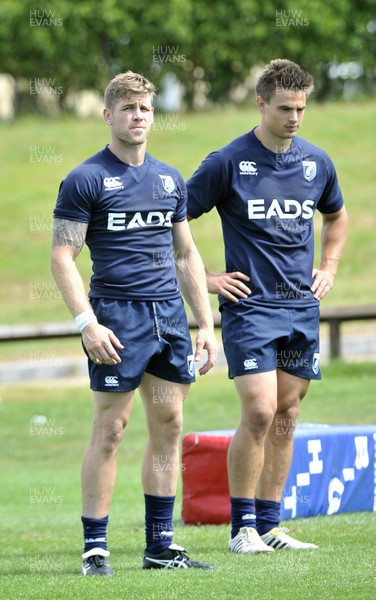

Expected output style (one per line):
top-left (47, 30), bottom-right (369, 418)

top-left (0, 305), bottom-right (375, 359)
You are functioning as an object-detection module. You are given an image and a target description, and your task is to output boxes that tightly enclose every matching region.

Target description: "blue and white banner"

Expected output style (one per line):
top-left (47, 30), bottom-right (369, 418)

top-left (281, 423), bottom-right (376, 520)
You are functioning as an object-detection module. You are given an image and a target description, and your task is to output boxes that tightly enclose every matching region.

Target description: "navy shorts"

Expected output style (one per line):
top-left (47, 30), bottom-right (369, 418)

top-left (86, 297), bottom-right (195, 392)
top-left (221, 302), bottom-right (321, 380)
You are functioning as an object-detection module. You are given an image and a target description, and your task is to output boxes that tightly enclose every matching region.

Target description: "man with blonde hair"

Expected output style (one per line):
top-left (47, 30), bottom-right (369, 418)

top-left (52, 71), bottom-right (217, 574)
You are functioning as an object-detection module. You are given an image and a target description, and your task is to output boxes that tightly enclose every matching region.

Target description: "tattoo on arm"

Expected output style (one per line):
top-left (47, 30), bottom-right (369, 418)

top-left (52, 219), bottom-right (87, 249)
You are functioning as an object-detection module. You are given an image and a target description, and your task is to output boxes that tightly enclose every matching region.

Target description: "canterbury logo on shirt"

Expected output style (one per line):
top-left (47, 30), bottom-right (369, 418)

top-left (247, 198), bottom-right (314, 220)
top-left (103, 176), bottom-right (124, 191)
top-left (107, 210), bottom-right (174, 230)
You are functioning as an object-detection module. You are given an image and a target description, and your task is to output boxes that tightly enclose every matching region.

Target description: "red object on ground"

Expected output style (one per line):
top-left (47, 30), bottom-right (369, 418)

top-left (182, 431), bottom-right (233, 524)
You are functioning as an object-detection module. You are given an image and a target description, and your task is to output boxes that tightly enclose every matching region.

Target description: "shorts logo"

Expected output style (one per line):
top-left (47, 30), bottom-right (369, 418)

top-left (239, 161), bottom-right (258, 175)
top-left (103, 176), bottom-right (124, 191)
top-left (244, 358), bottom-right (258, 370)
top-left (159, 175), bottom-right (175, 193)
top-left (104, 375), bottom-right (119, 387)
top-left (187, 353), bottom-right (195, 377)
top-left (302, 161), bottom-right (317, 181)
top-left (312, 352), bottom-right (320, 375)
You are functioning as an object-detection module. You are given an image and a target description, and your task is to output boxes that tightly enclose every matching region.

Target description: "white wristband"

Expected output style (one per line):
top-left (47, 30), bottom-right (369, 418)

top-left (75, 310), bottom-right (98, 333)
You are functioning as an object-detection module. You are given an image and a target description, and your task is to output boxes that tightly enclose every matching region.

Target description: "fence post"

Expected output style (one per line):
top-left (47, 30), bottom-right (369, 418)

top-left (328, 319), bottom-right (341, 359)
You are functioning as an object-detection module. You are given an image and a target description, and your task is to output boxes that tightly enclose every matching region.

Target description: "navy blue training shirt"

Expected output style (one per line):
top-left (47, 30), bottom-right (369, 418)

top-left (54, 146), bottom-right (187, 300)
top-left (186, 129), bottom-right (344, 308)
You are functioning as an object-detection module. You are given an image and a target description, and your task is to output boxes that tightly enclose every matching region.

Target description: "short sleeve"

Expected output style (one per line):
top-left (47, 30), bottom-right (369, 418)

top-left (317, 155), bottom-right (344, 214)
top-left (53, 167), bottom-right (99, 222)
top-left (171, 171), bottom-right (188, 223)
top-left (186, 151), bottom-right (229, 218)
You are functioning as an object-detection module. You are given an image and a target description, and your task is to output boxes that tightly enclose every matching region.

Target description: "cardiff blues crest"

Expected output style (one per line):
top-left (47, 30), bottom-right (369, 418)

top-left (302, 161), bottom-right (317, 181)
top-left (312, 352), bottom-right (320, 375)
top-left (159, 174), bottom-right (175, 193)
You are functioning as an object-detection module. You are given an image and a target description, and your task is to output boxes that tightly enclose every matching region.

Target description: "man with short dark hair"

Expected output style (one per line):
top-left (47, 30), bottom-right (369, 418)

top-left (187, 59), bottom-right (348, 554)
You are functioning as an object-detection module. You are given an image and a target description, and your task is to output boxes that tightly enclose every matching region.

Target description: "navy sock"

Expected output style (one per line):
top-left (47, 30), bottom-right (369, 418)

top-left (145, 494), bottom-right (175, 554)
top-left (230, 497), bottom-right (256, 539)
top-left (81, 515), bottom-right (109, 554)
top-left (255, 499), bottom-right (280, 535)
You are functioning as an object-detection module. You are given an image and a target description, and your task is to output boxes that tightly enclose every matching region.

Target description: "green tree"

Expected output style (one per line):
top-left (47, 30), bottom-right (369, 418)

top-left (0, 0), bottom-right (192, 110)
top-left (187, 0), bottom-right (375, 103)
top-left (0, 0), bottom-right (374, 112)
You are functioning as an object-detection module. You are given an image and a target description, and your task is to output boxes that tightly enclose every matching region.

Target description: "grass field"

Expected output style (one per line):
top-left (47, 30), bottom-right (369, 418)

top-left (0, 104), bottom-right (375, 598)
top-left (1, 101), bottom-right (376, 326)
top-left (0, 362), bottom-right (375, 599)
